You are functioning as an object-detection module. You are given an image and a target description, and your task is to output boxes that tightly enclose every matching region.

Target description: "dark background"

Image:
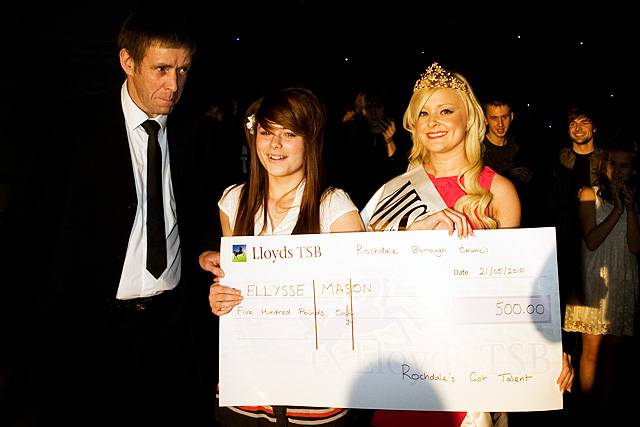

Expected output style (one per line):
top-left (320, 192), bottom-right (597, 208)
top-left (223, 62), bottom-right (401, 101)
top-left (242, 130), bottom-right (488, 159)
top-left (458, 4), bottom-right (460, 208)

top-left (0, 3), bottom-right (638, 424)
top-left (2, 1), bottom-right (639, 158)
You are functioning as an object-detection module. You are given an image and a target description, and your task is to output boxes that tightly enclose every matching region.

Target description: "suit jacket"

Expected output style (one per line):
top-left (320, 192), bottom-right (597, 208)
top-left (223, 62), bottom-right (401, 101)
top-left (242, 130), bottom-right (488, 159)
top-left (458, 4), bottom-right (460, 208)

top-left (26, 87), bottom-right (221, 303)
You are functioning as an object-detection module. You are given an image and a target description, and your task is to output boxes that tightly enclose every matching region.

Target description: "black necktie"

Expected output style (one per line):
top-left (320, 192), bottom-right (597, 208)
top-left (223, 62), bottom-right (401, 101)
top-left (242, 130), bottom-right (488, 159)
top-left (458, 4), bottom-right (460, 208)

top-left (141, 120), bottom-right (167, 279)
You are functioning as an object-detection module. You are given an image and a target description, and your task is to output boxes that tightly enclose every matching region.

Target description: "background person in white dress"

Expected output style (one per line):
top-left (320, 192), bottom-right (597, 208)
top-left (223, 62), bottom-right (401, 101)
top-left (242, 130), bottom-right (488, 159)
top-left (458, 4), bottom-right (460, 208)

top-left (563, 133), bottom-right (640, 412)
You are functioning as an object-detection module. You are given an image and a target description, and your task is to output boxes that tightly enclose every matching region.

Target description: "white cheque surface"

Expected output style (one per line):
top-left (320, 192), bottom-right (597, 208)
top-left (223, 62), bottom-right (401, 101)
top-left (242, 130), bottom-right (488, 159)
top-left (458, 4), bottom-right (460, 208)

top-left (219, 228), bottom-right (563, 412)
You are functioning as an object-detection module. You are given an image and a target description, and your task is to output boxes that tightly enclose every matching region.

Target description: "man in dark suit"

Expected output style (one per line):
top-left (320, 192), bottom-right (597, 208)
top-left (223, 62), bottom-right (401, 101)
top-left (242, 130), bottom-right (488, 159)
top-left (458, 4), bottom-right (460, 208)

top-left (1, 9), bottom-right (221, 426)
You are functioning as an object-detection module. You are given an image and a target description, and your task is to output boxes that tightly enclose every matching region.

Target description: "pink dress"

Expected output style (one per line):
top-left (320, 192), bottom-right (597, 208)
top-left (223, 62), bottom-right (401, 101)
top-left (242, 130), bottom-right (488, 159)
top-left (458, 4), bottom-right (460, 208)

top-left (429, 167), bottom-right (496, 222)
top-left (371, 166), bottom-right (497, 427)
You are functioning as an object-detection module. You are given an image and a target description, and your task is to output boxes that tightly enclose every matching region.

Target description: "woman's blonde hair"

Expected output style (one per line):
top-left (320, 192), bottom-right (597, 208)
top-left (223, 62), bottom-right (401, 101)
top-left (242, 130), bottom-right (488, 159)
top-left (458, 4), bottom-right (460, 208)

top-left (402, 72), bottom-right (496, 228)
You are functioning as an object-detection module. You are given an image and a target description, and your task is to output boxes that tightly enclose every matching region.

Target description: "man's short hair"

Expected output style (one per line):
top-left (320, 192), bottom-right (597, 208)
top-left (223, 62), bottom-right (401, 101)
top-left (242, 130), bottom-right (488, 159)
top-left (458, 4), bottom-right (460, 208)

top-left (117, 9), bottom-right (196, 64)
top-left (568, 105), bottom-right (596, 125)
top-left (482, 98), bottom-right (512, 114)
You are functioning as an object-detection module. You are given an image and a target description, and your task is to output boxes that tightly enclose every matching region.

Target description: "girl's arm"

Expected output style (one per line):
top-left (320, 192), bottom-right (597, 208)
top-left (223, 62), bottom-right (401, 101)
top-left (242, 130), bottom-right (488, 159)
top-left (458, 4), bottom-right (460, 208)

top-left (330, 210), bottom-right (365, 233)
top-left (580, 187), bottom-right (623, 251)
top-left (622, 184), bottom-right (640, 253)
top-left (490, 173), bottom-right (521, 229)
top-left (626, 210), bottom-right (640, 253)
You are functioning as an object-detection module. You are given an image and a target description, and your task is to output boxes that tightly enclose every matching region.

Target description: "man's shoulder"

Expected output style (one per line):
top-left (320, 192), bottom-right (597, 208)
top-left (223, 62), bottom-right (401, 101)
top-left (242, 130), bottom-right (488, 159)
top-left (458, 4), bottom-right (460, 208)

top-left (482, 137), bottom-right (509, 150)
top-left (63, 83), bottom-right (118, 102)
top-left (53, 85), bottom-right (123, 126)
top-left (559, 147), bottom-right (574, 159)
top-left (592, 147), bottom-right (606, 158)
top-left (46, 86), bottom-right (126, 153)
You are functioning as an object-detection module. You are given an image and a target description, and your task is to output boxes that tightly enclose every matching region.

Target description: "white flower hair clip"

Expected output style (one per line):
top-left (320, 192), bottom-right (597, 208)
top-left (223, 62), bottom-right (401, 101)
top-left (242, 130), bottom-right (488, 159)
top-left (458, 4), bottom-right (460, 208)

top-left (246, 114), bottom-right (256, 135)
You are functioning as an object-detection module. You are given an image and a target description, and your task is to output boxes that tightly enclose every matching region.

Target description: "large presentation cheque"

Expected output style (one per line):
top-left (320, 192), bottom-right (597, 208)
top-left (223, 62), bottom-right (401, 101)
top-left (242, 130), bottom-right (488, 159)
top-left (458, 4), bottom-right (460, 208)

top-left (219, 227), bottom-right (563, 412)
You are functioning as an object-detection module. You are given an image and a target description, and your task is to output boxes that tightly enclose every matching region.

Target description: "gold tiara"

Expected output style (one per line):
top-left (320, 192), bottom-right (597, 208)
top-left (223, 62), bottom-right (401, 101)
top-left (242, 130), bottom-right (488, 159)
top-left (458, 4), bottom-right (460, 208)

top-left (413, 62), bottom-right (468, 92)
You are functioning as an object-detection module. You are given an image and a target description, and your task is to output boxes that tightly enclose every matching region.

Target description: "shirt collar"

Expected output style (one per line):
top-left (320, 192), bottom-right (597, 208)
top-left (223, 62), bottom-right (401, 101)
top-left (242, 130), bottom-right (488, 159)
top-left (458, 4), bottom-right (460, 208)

top-left (120, 81), bottom-right (168, 132)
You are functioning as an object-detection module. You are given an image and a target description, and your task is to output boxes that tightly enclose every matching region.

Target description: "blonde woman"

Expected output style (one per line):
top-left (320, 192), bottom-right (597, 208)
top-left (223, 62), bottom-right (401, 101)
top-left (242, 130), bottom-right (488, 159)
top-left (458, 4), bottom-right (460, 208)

top-left (361, 63), bottom-right (573, 427)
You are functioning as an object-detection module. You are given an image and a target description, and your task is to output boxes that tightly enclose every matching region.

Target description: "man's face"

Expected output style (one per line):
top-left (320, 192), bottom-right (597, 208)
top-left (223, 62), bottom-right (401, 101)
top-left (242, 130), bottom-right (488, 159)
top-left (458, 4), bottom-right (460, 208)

top-left (120, 43), bottom-right (192, 117)
top-left (569, 116), bottom-right (595, 145)
top-left (484, 104), bottom-right (512, 139)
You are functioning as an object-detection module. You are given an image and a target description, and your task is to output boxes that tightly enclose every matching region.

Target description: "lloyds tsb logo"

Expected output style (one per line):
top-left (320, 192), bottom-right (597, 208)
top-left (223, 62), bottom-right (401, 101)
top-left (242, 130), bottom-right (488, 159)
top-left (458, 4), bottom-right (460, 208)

top-left (232, 245), bottom-right (247, 262)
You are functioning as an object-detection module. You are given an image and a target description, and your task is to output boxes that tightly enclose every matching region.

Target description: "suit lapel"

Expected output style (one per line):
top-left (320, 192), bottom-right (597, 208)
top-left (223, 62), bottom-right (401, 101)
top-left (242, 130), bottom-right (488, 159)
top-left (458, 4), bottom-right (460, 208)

top-left (167, 116), bottom-right (185, 213)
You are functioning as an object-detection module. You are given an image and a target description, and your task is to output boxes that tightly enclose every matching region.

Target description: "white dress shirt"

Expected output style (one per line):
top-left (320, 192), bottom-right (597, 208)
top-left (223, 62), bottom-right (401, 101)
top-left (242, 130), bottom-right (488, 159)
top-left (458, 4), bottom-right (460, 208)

top-left (116, 82), bottom-right (181, 299)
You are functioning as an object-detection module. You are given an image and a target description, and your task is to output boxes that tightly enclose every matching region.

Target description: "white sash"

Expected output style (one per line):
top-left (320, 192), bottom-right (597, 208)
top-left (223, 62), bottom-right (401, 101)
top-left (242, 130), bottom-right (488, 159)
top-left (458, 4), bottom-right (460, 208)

top-left (361, 166), bottom-right (447, 231)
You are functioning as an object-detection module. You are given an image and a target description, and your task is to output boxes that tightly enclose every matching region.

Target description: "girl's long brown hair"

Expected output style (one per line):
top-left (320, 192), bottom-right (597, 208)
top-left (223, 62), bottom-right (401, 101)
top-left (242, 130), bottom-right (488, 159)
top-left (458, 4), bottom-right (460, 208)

top-left (234, 87), bottom-right (328, 236)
